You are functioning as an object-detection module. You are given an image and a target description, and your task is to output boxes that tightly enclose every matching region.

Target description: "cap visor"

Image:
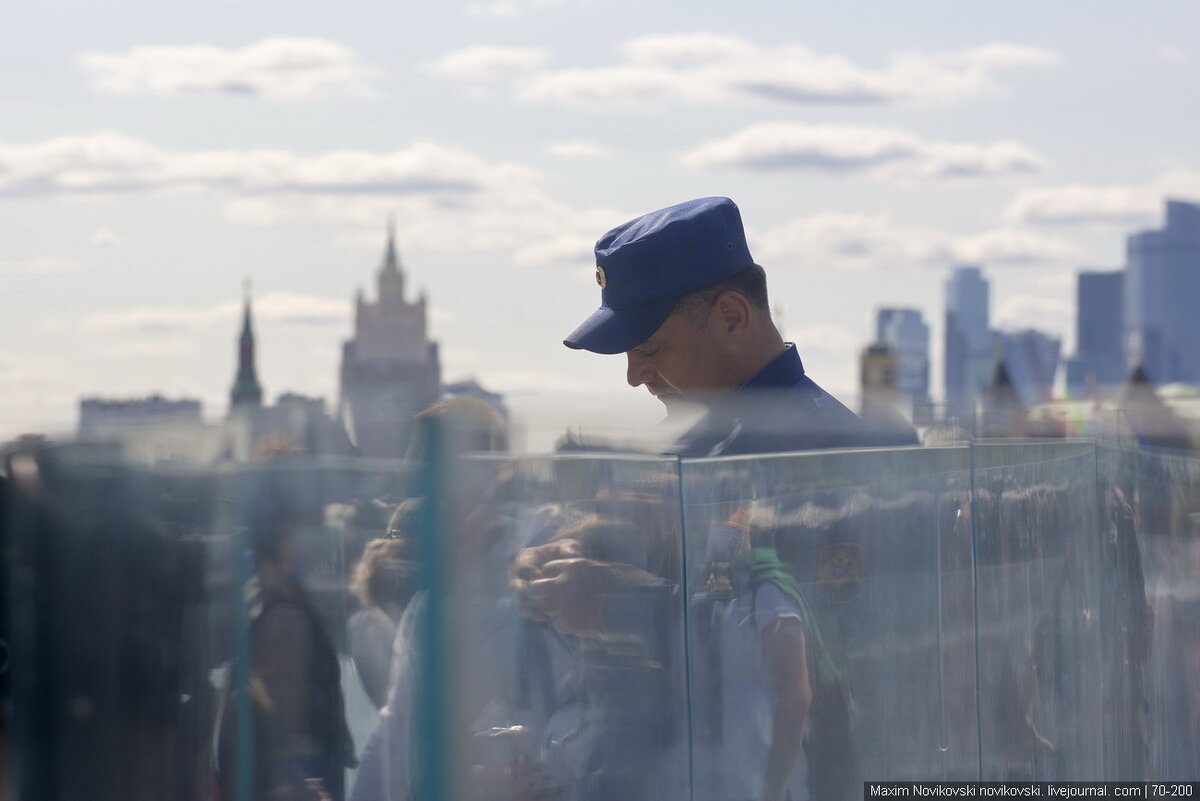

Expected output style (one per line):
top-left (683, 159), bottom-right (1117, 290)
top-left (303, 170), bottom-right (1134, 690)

top-left (563, 300), bottom-right (676, 355)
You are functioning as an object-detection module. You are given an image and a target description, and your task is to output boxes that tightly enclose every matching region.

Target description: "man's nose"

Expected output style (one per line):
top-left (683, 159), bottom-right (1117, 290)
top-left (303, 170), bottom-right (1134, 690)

top-left (626, 352), bottom-right (655, 388)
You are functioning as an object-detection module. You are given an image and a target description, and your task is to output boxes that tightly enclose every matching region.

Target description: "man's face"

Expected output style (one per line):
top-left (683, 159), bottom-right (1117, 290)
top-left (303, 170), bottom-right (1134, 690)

top-left (625, 307), bottom-right (736, 413)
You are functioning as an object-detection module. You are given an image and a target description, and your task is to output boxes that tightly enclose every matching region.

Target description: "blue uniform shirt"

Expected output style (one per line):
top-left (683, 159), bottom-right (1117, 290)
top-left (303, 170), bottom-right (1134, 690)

top-left (667, 344), bottom-right (914, 457)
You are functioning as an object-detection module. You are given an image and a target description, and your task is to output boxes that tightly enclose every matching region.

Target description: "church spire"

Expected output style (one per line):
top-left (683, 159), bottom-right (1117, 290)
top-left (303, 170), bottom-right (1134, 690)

top-left (230, 279), bottom-right (264, 413)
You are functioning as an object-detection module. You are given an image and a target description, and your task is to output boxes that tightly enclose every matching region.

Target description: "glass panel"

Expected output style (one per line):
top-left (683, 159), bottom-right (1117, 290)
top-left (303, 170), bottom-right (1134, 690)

top-left (343, 442), bottom-right (695, 800)
top-left (1098, 444), bottom-right (1200, 780)
top-left (420, 453), bottom-right (691, 801)
top-left (970, 441), bottom-right (1104, 781)
top-left (8, 440), bottom-right (1200, 798)
top-left (5, 446), bottom-right (221, 801)
top-left (3, 445), bottom-right (411, 801)
top-left (680, 446), bottom-right (976, 801)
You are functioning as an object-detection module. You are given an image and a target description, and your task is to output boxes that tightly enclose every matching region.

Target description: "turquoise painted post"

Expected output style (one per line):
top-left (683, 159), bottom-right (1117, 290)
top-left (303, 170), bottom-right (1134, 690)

top-left (414, 416), bottom-right (449, 801)
top-left (234, 500), bottom-right (255, 801)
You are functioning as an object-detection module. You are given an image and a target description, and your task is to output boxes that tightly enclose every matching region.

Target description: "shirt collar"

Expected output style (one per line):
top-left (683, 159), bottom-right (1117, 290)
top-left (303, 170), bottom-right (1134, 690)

top-left (736, 343), bottom-right (805, 395)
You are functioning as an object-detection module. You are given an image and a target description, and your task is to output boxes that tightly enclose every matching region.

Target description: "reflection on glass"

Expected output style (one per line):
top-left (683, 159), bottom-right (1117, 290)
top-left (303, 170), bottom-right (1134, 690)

top-left (5, 440), bottom-right (1200, 800)
top-left (683, 448), bottom-right (975, 800)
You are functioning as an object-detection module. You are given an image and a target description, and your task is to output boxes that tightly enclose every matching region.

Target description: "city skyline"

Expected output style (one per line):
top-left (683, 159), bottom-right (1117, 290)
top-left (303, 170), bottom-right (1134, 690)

top-left (3, 1), bottom-right (1199, 451)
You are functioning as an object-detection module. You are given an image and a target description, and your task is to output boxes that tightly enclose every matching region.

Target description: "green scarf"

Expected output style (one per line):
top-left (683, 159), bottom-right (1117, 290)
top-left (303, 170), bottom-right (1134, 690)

top-left (744, 545), bottom-right (842, 686)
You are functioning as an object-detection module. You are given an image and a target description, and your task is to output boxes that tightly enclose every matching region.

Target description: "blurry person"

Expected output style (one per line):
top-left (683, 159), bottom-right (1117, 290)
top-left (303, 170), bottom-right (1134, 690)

top-left (405, 397), bottom-right (507, 462)
top-left (217, 483), bottom-right (355, 801)
top-left (697, 508), bottom-right (823, 801)
top-left (564, 196), bottom-right (912, 455)
top-left (347, 503), bottom-right (420, 710)
top-left (512, 513), bottom-right (680, 801)
top-left (351, 396), bottom-right (518, 801)
top-left (509, 196), bottom-right (898, 798)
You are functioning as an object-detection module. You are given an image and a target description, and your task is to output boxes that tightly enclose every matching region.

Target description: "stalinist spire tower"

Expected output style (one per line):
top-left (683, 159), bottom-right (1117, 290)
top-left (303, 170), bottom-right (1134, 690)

top-left (338, 221), bottom-right (441, 458)
top-left (229, 280), bottom-right (264, 413)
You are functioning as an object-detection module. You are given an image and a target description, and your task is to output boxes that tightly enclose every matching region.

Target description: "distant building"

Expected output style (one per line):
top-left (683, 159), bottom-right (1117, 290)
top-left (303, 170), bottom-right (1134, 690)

top-left (860, 341), bottom-right (899, 408)
top-left (859, 341), bottom-right (920, 445)
top-left (79, 395), bottom-right (203, 438)
top-left (1000, 329), bottom-right (1061, 408)
top-left (977, 357), bottom-right (1026, 439)
top-left (227, 392), bottom-right (355, 461)
top-left (875, 307), bottom-right (931, 423)
top-left (224, 285), bottom-right (355, 460)
top-left (1124, 199), bottom-right (1200, 385)
top-left (77, 395), bottom-right (220, 463)
top-left (1065, 270), bottom-right (1125, 398)
top-left (338, 223), bottom-right (441, 459)
top-left (229, 283), bottom-right (264, 413)
top-left (944, 266), bottom-right (993, 425)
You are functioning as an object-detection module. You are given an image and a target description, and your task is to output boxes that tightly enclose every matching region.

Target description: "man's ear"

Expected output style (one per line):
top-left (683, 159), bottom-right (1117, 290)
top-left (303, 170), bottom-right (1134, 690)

top-left (712, 291), bottom-right (751, 337)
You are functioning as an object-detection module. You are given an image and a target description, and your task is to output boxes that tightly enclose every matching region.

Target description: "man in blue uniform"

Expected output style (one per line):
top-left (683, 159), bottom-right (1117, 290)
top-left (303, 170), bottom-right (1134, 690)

top-left (551, 196), bottom-right (889, 799)
top-left (564, 195), bottom-right (911, 456)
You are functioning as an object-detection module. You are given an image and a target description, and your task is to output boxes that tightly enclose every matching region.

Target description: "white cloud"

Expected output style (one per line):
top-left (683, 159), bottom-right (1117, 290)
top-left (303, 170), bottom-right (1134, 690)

top-left (227, 190), bottom-right (623, 263)
top-left (546, 140), bottom-right (608, 159)
top-left (434, 34), bottom-right (1059, 108)
top-left (1004, 173), bottom-right (1200, 226)
top-left (81, 291), bottom-right (350, 334)
top-left (757, 213), bottom-right (947, 268)
top-left (1020, 270), bottom-right (1077, 293)
top-left (620, 32), bottom-right (760, 67)
top-left (951, 228), bottom-right (1083, 264)
top-left (0, 133), bottom-right (514, 199)
top-left (1157, 44), bottom-right (1189, 66)
top-left (512, 233), bottom-right (596, 267)
top-left (424, 45), bottom-right (549, 80)
top-left (1005, 185), bottom-right (1159, 226)
top-left (107, 340), bottom-right (196, 357)
top-left (91, 227), bottom-right (122, 247)
top-left (756, 212), bottom-right (1082, 271)
top-left (0, 257), bottom-right (79, 275)
top-left (681, 122), bottom-right (1043, 180)
top-left (79, 37), bottom-right (376, 99)
top-left (994, 294), bottom-right (1072, 331)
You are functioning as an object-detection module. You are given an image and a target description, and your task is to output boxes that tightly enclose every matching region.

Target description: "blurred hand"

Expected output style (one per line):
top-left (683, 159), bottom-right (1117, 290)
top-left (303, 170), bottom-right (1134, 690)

top-left (510, 539), bottom-right (584, 622)
top-left (526, 556), bottom-right (613, 636)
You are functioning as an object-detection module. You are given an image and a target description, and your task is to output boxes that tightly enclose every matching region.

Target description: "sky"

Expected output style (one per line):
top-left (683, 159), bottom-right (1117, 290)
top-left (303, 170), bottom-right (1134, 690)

top-left (3, 0), bottom-right (1198, 452)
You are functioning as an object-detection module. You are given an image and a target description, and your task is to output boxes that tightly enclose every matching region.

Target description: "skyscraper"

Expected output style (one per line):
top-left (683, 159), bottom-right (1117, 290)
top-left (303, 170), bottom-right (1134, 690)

top-left (1065, 270), bottom-right (1125, 398)
top-left (944, 266), bottom-right (992, 424)
top-left (875, 307), bottom-right (931, 422)
top-left (1000, 328), bottom-right (1061, 407)
top-left (338, 223), bottom-right (441, 459)
top-left (1124, 199), bottom-right (1200, 384)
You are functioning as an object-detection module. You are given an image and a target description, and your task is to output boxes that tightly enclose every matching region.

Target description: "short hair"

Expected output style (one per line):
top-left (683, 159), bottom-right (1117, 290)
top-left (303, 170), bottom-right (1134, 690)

top-left (350, 536), bottom-right (416, 610)
top-left (672, 264), bottom-right (769, 325)
top-left (408, 397), bottom-right (507, 460)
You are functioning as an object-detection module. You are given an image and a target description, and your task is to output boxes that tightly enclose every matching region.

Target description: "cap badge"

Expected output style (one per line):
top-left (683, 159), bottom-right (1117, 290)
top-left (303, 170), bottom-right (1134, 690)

top-left (595, 265), bottom-right (607, 288)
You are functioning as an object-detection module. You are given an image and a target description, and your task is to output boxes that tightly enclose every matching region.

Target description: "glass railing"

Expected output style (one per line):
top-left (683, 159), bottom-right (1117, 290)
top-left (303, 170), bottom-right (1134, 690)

top-left (4, 436), bottom-right (1198, 800)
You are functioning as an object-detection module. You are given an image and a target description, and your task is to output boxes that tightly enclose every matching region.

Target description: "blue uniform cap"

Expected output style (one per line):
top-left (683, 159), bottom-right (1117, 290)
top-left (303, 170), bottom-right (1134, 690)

top-left (564, 196), bottom-right (755, 354)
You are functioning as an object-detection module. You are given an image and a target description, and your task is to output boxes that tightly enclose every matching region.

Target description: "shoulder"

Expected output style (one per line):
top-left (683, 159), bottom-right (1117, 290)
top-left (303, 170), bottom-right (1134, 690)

top-left (749, 581), bottom-right (805, 631)
top-left (726, 376), bottom-right (867, 453)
